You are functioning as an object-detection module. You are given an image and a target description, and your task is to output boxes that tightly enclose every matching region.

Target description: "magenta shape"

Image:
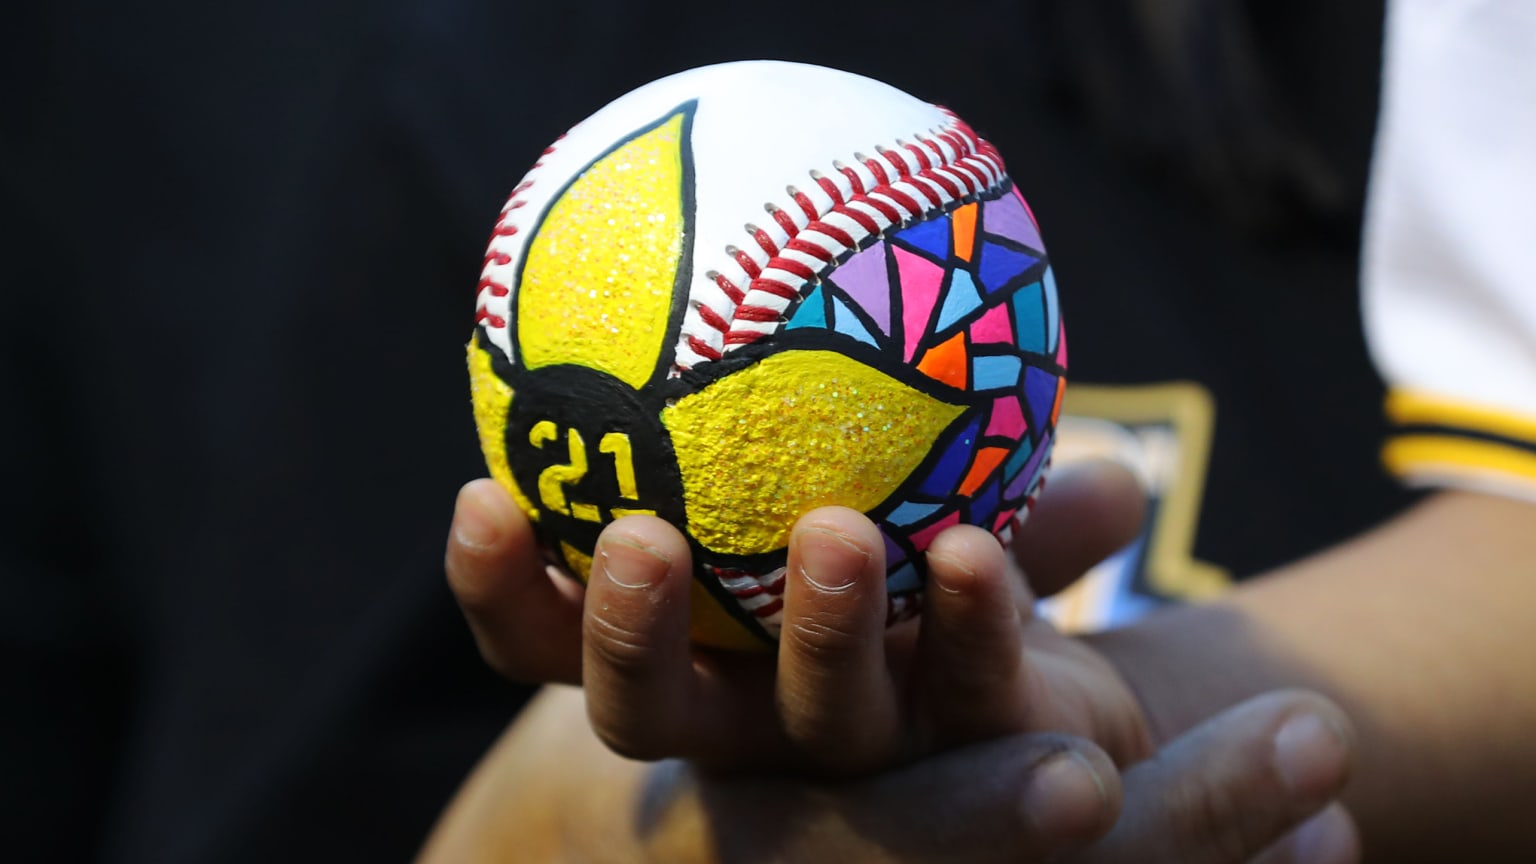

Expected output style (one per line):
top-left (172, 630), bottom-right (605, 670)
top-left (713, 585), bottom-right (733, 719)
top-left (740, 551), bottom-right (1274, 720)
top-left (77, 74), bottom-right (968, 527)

top-left (1056, 319), bottom-right (1068, 367)
top-left (985, 395), bottom-right (1027, 441)
top-left (970, 302), bottom-right (1013, 345)
top-left (993, 508), bottom-right (1018, 533)
top-left (907, 510), bottom-right (960, 552)
top-left (984, 188), bottom-right (1044, 251)
top-left (828, 240), bottom-right (892, 336)
top-left (1015, 186), bottom-right (1040, 230)
top-left (894, 245), bottom-right (946, 362)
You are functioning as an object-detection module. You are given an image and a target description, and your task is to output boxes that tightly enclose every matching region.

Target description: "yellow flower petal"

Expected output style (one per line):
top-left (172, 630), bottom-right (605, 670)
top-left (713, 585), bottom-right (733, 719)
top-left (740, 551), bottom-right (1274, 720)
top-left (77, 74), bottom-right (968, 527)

top-left (559, 541), bottom-right (592, 581)
top-left (662, 350), bottom-right (966, 556)
top-left (516, 108), bottom-right (690, 390)
top-left (467, 333), bottom-right (538, 520)
top-left (688, 581), bottom-right (772, 651)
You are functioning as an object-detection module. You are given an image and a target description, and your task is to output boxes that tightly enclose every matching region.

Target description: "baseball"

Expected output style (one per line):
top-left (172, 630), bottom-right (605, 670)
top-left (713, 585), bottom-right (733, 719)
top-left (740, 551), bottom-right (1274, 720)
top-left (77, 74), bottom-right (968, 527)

top-left (468, 61), bottom-right (1065, 649)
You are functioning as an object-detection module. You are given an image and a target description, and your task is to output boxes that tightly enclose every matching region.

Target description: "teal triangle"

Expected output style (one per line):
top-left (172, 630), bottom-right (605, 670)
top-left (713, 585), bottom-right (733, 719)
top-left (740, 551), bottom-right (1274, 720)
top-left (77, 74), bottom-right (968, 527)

top-left (786, 284), bottom-right (828, 330)
top-left (935, 269), bottom-right (984, 332)
top-left (830, 295), bottom-right (879, 346)
top-left (1010, 281), bottom-right (1048, 354)
top-left (977, 242), bottom-right (1040, 294)
top-left (892, 216), bottom-right (950, 261)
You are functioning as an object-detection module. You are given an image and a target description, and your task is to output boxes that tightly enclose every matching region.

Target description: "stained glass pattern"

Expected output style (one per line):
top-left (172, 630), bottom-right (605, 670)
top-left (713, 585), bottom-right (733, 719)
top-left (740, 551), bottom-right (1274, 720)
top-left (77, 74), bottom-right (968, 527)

top-left (789, 183), bottom-right (1065, 610)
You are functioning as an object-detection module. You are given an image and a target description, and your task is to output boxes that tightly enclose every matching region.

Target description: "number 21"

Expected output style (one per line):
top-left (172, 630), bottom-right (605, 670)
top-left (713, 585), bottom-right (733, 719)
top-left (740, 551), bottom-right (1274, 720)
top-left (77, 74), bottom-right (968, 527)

top-left (528, 421), bottom-right (651, 521)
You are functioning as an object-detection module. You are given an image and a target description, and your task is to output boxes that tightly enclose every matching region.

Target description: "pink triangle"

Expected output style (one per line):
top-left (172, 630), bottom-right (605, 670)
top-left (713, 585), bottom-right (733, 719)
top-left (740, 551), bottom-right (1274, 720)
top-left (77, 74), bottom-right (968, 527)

top-left (985, 396), bottom-right (1027, 441)
top-left (1055, 319), bottom-right (1068, 367)
top-left (908, 510), bottom-right (960, 552)
top-left (894, 246), bottom-right (946, 362)
top-left (1016, 186), bottom-right (1040, 231)
top-left (970, 302), bottom-right (1013, 344)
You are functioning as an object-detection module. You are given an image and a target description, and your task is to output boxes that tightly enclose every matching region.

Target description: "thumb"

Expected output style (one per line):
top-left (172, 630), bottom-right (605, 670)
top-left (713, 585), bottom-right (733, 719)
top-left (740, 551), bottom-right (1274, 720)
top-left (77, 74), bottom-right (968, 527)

top-left (685, 735), bottom-right (1122, 864)
top-left (1079, 689), bottom-right (1359, 864)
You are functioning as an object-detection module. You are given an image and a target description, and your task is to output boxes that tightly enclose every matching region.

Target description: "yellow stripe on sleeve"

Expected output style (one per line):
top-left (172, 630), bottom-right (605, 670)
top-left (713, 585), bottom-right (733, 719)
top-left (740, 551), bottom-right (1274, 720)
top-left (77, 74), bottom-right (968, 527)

top-left (1386, 389), bottom-right (1536, 445)
top-left (1382, 435), bottom-right (1536, 488)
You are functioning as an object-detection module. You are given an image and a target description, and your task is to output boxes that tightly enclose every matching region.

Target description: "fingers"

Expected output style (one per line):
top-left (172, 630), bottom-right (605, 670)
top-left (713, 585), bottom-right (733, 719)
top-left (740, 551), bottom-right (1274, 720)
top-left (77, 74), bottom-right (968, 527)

top-left (446, 479), bottom-right (583, 684)
top-left (1013, 460), bottom-right (1145, 598)
top-left (775, 507), bottom-right (899, 773)
top-left (1080, 690), bottom-right (1358, 864)
top-left (916, 524), bottom-right (1032, 743)
top-left (693, 734), bottom-right (1120, 864)
top-left (582, 516), bottom-right (698, 761)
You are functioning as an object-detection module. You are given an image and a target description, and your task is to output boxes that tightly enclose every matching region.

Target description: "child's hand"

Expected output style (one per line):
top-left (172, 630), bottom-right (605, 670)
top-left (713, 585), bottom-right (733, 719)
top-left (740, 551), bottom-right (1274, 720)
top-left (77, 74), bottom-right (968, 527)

top-left (446, 462), bottom-right (1150, 775)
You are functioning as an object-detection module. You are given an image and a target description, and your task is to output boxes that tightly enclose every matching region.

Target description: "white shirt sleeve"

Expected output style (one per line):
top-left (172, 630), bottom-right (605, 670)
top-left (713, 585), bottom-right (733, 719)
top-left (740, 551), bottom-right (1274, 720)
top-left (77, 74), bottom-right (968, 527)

top-left (1362, 0), bottom-right (1536, 502)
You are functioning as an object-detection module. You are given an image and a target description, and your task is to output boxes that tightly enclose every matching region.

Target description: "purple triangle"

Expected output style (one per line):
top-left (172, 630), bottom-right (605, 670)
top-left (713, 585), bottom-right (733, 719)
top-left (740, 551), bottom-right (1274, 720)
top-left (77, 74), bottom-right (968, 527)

top-left (825, 241), bottom-right (892, 336)
top-left (984, 187), bottom-right (1044, 251)
top-left (882, 531), bottom-right (907, 568)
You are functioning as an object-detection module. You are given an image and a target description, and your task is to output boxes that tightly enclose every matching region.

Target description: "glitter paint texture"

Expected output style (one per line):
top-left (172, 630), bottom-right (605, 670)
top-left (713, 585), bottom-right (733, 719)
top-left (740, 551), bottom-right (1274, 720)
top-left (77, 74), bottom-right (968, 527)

top-left (468, 64), bottom-right (1064, 646)
top-left (663, 349), bottom-right (965, 556)
top-left (516, 112), bottom-right (685, 389)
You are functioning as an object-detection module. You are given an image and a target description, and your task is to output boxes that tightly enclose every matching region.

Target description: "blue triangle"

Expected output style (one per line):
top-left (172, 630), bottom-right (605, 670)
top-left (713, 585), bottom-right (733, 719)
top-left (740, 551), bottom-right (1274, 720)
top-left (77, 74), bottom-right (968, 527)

top-left (1043, 267), bottom-right (1060, 352)
top-left (785, 283), bottom-right (828, 330)
top-left (935, 269), bottom-right (983, 332)
top-left (977, 242), bottom-right (1040, 294)
top-left (1023, 367), bottom-right (1058, 432)
top-left (887, 500), bottom-right (943, 526)
top-left (886, 561), bottom-right (922, 594)
top-left (920, 414), bottom-right (982, 497)
top-left (969, 479), bottom-right (1001, 529)
top-left (830, 295), bottom-right (879, 346)
top-left (892, 216), bottom-right (950, 261)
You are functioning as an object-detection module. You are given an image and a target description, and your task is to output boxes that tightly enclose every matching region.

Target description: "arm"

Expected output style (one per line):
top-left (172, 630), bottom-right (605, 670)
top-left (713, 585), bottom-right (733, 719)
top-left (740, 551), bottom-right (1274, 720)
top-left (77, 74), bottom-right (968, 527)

top-left (1095, 3), bottom-right (1536, 857)
top-left (1094, 490), bottom-right (1536, 861)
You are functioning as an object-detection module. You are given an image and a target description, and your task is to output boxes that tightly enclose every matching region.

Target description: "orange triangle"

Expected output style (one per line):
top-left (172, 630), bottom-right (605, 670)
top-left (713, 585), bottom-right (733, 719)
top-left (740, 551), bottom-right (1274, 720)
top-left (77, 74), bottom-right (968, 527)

top-left (1051, 376), bottom-right (1066, 425)
top-left (952, 203), bottom-right (978, 262)
top-left (960, 446), bottom-right (1010, 496)
top-left (916, 331), bottom-right (968, 389)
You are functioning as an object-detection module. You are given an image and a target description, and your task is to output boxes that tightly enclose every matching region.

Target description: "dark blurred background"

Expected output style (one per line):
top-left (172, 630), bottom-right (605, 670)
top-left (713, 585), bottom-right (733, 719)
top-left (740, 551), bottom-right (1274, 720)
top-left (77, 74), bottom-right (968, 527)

top-left (2, 1), bottom-right (1406, 860)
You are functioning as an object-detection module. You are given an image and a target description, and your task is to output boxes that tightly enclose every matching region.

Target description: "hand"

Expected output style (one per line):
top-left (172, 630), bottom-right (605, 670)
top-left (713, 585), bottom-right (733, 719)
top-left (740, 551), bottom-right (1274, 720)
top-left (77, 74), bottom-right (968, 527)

top-left (418, 684), bottom-right (1360, 864)
top-left (446, 462), bottom-right (1150, 774)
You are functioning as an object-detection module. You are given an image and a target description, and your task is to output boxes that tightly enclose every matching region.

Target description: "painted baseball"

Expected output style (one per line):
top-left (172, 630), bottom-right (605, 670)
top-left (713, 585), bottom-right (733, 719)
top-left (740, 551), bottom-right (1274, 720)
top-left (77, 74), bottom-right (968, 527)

top-left (468, 61), bottom-right (1065, 650)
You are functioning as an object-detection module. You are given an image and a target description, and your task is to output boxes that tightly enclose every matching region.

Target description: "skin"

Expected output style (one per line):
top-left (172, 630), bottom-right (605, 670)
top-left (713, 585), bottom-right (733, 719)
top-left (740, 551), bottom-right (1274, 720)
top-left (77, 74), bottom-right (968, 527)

top-left (1092, 489), bottom-right (1536, 862)
top-left (424, 462), bottom-right (1369, 862)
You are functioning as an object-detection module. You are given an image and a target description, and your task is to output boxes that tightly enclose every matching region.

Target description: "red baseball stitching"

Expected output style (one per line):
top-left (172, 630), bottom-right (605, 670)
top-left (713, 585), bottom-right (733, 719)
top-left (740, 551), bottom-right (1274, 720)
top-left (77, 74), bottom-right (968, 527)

top-left (675, 109), bottom-right (1008, 372)
top-left (713, 566), bottom-right (789, 628)
top-left (475, 137), bottom-right (565, 332)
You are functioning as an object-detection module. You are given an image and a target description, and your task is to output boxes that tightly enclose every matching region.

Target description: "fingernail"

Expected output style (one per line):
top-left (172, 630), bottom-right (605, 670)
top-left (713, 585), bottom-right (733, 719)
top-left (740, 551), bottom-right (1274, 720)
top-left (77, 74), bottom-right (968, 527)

top-left (1274, 713), bottom-right (1350, 799)
top-left (453, 487), bottom-right (502, 550)
top-left (1022, 751), bottom-right (1109, 840)
top-left (794, 527), bottom-right (870, 592)
top-left (598, 538), bottom-right (671, 590)
top-left (1290, 805), bottom-right (1360, 864)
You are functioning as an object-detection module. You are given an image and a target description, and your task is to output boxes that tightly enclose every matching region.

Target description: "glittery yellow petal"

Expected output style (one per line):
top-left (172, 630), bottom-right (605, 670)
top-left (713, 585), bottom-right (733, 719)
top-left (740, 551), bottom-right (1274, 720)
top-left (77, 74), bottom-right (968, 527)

top-left (516, 109), bottom-right (689, 390)
top-left (662, 350), bottom-right (966, 556)
top-left (467, 333), bottom-right (538, 520)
